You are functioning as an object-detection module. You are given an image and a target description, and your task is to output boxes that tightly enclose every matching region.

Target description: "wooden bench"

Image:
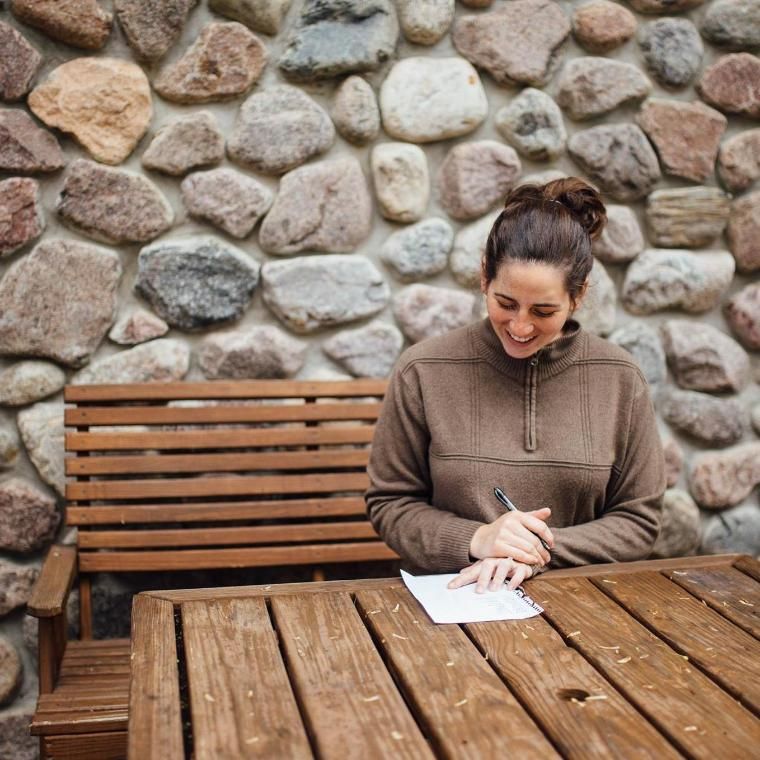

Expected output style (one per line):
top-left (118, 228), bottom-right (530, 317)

top-left (26, 379), bottom-right (395, 759)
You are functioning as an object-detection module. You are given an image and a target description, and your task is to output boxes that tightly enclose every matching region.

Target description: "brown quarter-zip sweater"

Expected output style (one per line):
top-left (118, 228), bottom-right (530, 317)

top-left (366, 318), bottom-right (666, 574)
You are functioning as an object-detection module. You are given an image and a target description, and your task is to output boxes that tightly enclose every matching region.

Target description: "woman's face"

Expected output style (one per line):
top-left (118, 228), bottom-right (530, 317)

top-left (481, 260), bottom-right (583, 359)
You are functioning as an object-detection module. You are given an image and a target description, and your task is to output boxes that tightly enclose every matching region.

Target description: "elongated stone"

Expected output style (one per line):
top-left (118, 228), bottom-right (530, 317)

top-left (108, 309), bottom-right (169, 346)
top-left (394, 284), bottom-right (476, 343)
top-left (689, 443), bottom-right (760, 509)
top-left (661, 388), bottom-right (744, 446)
top-left (323, 321), bottom-right (403, 378)
top-left (141, 112), bottom-right (224, 176)
top-left (662, 437), bottom-right (684, 487)
top-left (0, 21), bottom-right (41, 100)
top-left (0, 423), bottom-right (19, 469)
top-left (646, 187), bottom-right (730, 247)
top-left (0, 477), bottom-right (59, 551)
top-left (16, 401), bottom-right (65, 495)
top-left (0, 177), bottom-right (44, 256)
top-left (495, 88), bottom-right (566, 161)
top-left (10, 0), bottom-right (112, 50)
top-left (331, 76), bottom-right (380, 145)
top-left (380, 218), bottom-right (453, 282)
top-left (0, 109), bottom-right (64, 174)
top-left (727, 191), bottom-right (760, 273)
top-left (115, 0), bottom-right (197, 61)
top-left (0, 361), bottom-right (65, 406)
top-left (371, 142), bottom-right (429, 223)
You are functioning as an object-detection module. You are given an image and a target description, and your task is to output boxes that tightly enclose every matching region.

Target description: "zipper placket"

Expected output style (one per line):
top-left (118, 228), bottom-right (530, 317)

top-left (525, 354), bottom-right (539, 451)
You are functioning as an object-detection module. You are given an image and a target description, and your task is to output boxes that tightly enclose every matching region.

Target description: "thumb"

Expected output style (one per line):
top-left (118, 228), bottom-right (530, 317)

top-left (529, 507), bottom-right (551, 517)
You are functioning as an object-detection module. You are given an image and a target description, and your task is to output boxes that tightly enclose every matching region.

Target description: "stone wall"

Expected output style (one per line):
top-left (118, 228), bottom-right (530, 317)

top-left (0, 0), bottom-right (758, 748)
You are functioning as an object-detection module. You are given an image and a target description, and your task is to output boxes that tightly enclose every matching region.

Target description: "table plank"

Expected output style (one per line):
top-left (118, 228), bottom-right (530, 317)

top-left (592, 571), bottom-right (760, 715)
top-left (181, 598), bottom-right (312, 759)
top-left (531, 576), bottom-right (760, 758)
top-left (540, 554), bottom-right (739, 579)
top-left (355, 588), bottom-right (558, 759)
top-left (665, 566), bottom-right (760, 639)
top-left (270, 592), bottom-right (433, 760)
top-left (127, 596), bottom-right (183, 760)
top-left (734, 555), bottom-right (760, 583)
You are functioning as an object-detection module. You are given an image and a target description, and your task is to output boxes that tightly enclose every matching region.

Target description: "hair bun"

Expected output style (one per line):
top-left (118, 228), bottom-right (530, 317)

top-left (542, 178), bottom-right (607, 240)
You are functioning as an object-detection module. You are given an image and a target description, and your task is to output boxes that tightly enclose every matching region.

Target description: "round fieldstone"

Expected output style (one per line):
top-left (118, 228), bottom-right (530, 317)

top-left (727, 191), bottom-right (760, 273)
top-left (0, 477), bottom-right (59, 552)
top-left (181, 168), bottom-right (273, 239)
top-left (278, 0), bottom-right (399, 81)
top-left (394, 284), bottom-right (477, 343)
top-left (701, 0), bottom-right (760, 50)
top-left (638, 18), bottom-right (703, 89)
top-left (109, 309), bottom-right (169, 346)
top-left (372, 142), bottom-right (430, 222)
top-left (573, 259), bottom-right (616, 336)
top-left (261, 255), bottom-right (390, 334)
top-left (331, 76), bottom-right (380, 145)
top-left (56, 159), bottom-right (173, 244)
top-left (752, 404), bottom-right (760, 436)
top-left (495, 88), bottom-right (566, 162)
top-left (662, 437), bottom-right (684, 487)
top-left (380, 218), bottom-right (453, 282)
top-left (0, 239), bottom-right (121, 368)
top-left (323, 321), bottom-right (404, 378)
top-left (16, 401), bottom-right (64, 495)
top-left (141, 112), bottom-right (224, 176)
top-left (568, 124), bottom-right (661, 202)
top-left (697, 54), bottom-right (760, 119)
top-left (627, 0), bottom-right (704, 11)
top-left (0, 422), bottom-right (19, 469)
top-left (450, 211), bottom-right (500, 289)
top-left (0, 21), bottom-right (41, 100)
top-left (646, 187), bottom-right (731, 248)
top-left (0, 109), bottom-right (64, 174)
top-left (702, 503), bottom-right (760, 555)
top-left (622, 249), bottom-right (734, 315)
top-left (0, 560), bottom-right (39, 616)
top-left (452, 0), bottom-right (571, 87)
top-left (557, 58), bottom-right (651, 120)
top-left (718, 129), bottom-right (760, 193)
top-left (609, 322), bottom-right (667, 386)
top-left (199, 325), bottom-right (306, 379)
top-left (0, 177), bottom-right (44, 257)
top-left (651, 489), bottom-right (701, 559)
top-left (572, 1), bottom-right (637, 53)
top-left (0, 361), bottom-right (65, 406)
top-left (660, 320), bottom-right (750, 393)
top-left (0, 636), bottom-right (21, 707)
top-left (379, 57), bottom-right (488, 143)
top-left (136, 237), bottom-right (260, 331)
top-left (154, 21), bottom-right (267, 103)
top-left (661, 388), bottom-right (744, 446)
top-left (592, 205), bottom-right (644, 264)
top-left (28, 58), bottom-right (152, 165)
top-left (636, 99), bottom-right (726, 183)
top-left (209, 0), bottom-right (292, 35)
top-left (518, 170), bottom-right (568, 187)
top-left (10, 0), bottom-right (112, 49)
top-left (689, 442), bottom-right (760, 509)
top-left (397, 0), bottom-right (454, 45)
top-left (259, 157), bottom-right (371, 254)
top-left (724, 283), bottom-right (760, 350)
top-left (115, 0), bottom-right (196, 61)
top-left (228, 85), bottom-right (335, 175)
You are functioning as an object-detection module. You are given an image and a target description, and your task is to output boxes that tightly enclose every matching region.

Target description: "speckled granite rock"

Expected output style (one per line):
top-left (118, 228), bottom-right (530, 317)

top-left (0, 476), bottom-right (59, 551)
top-left (572, 1), bottom-right (636, 53)
top-left (702, 503), bottom-right (760, 555)
top-left (0, 705), bottom-right (36, 760)
top-left (0, 21), bottom-right (41, 100)
top-left (609, 322), bottom-right (666, 386)
top-left (0, 560), bottom-right (39, 616)
top-left (0, 636), bottom-right (22, 706)
top-left (689, 442), bottom-right (760, 509)
top-left (495, 88), bottom-right (566, 161)
top-left (718, 129), bottom-right (760, 193)
top-left (0, 361), bottom-right (65, 406)
top-left (724, 283), bottom-right (760, 350)
top-left (209, 0), bottom-right (292, 35)
top-left (394, 284), bottom-right (477, 343)
top-left (0, 177), bottom-right (44, 256)
top-left (697, 53), bottom-right (760, 119)
top-left (323, 321), bottom-right (404, 378)
top-left (109, 309), bottom-right (169, 346)
top-left (661, 388), bottom-right (744, 445)
top-left (727, 191), bottom-right (760, 273)
top-left (638, 18), bottom-right (703, 88)
top-left (701, 0), bottom-right (760, 50)
top-left (331, 76), bottom-right (380, 145)
top-left (592, 205), bottom-right (644, 264)
top-left (396, 0), bottom-right (454, 45)
top-left (380, 217), bottom-right (453, 282)
top-left (371, 143), bottom-right (429, 223)
top-left (115, 0), bottom-right (197, 60)
top-left (10, 0), bottom-right (112, 49)
top-left (16, 401), bottom-right (65, 494)
top-left (646, 187), bottom-right (731, 248)
top-left (650, 489), bottom-right (701, 558)
top-left (0, 109), bottom-right (64, 173)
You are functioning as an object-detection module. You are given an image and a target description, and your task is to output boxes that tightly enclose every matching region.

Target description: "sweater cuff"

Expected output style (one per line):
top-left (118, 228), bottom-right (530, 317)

top-left (437, 518), bottom-right (483, 572)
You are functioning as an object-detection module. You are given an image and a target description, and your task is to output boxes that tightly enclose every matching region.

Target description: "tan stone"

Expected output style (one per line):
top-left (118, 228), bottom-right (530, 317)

top-left (573, 1), bottom-right (637, 53)
top-left (727, 190), bottom-right (760, 273)
top-left (651, 489), bottom-right (701, 558)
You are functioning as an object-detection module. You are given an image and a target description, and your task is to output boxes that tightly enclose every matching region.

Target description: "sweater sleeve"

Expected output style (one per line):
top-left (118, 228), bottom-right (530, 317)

top-left (365, 363), bottom-right (483, 573)
top-left (548, 380), bottom-right (666, 568)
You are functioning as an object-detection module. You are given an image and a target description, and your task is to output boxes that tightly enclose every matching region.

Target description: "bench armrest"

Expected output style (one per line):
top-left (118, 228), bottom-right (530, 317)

top-left (27, 545), bottom-right (77, 618)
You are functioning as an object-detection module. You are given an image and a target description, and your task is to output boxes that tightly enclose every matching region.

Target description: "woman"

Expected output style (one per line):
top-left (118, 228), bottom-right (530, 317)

top-left (366, 178), bottom-right (665, 593)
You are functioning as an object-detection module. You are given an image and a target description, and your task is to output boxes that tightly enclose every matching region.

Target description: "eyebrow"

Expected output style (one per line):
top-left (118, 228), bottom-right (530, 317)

top-left (494, 293), bottom-right (562, 308)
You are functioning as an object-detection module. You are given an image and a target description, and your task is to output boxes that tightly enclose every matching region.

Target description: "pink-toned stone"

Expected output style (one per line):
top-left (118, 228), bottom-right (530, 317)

top-left (662, 437), bottom-right (684, 488)
top-left (628, 0), bottom-right (704, 11)
top-left (689, 442), bottom-right (760, 509)
top-left (0, 477), bottom-right (59, 553)
top-left (636, 99), bottom-right (726, 183)
top-left (109, 309), bottom-right (169, 346)
top-left (0, 636), bottom-right (22, 706)
top-left (718, 129), bottom-right (760, 193)
top-left (154, 21), bottom-right (267, 104)
top-left (0, 109), bottom-right (64, 174)
top-left (697, 53), bottom-right (760, 119)
top-left (10, 0), bottom-right (112, 49)
top-left (115, 0), bottom-right (197, 61)
top-left (0, 177), bottom-right (44, 256)
top-left (0, 560), bottom-right (39, 616)
top-left (572, 1), bottom-right (637, 52)
top-left (393, 284), bottom-right (477, 343)
top-left (724, 283), bottom-right (760, 350)
top-left (28, 58), bottom-right (152, 165)
top-left (727, 190), bottom-right (760, 273)
top-left (0, 21), bottom-right (41, 100)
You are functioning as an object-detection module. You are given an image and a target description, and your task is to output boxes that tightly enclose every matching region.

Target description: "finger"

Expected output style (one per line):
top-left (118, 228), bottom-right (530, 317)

top-left (447, 562), bottom-right (481, 589)
top-left (489, 559), bottom-right (512, 591)
top-left (513, 524), bottom-right (550, 564)
top-left (507, 564), bottom-right (530, 591)
top-left (521, 514), bottom-right (555, 548)
top-left (476, 560), bottom-right (497, 594)
top-left (495, 533), bottom-right (545, 565)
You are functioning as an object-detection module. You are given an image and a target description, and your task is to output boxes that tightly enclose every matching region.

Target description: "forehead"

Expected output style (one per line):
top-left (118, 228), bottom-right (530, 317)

top-left (491, 261), bottom-right (569, 301)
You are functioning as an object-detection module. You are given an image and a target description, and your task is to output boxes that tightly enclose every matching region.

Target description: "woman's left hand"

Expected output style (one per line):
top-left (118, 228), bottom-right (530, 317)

top-left (447, 558), bottom-right (534, 593)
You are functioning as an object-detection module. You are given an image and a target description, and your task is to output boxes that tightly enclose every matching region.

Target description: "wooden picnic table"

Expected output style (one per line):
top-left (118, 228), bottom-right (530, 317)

top-left (128, 554), bottom-right (760, 759)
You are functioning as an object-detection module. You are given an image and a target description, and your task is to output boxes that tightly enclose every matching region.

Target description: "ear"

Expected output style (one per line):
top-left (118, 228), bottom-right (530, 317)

top-left (570, 280), bottom-right (589, 313)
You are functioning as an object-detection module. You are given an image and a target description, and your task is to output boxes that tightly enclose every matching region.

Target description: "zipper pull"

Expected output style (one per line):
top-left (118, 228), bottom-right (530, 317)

top-left (530, 356), bottom-right (539, 367)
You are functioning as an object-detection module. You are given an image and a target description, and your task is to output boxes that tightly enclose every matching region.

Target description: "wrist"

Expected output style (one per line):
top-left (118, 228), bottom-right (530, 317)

top-left (469, 525), bottom-right (486, 560)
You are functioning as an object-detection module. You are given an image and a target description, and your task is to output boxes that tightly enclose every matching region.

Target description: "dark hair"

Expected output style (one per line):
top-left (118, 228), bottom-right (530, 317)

top-left (483, 178), bottom-right (607, 302)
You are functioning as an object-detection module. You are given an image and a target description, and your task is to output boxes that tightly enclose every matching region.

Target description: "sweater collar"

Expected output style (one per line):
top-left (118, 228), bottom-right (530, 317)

top-left (472, 317), bottom-right (586, 380)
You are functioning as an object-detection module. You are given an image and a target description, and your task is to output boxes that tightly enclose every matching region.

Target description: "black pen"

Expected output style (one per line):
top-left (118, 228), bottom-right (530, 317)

top-left (493, 487), bottom-right (552, 553)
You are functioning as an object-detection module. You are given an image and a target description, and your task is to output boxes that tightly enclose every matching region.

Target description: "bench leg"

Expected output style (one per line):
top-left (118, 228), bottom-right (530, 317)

top-left (79, 576), bottom-right (93, 640)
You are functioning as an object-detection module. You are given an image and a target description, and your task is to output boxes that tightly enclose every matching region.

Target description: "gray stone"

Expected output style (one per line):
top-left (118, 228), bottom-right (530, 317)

top-left (638, 18), bottom-right (703, 89)
top-left (0, 177), bottom-right (44, 256)
top-left (627, 0), bottom-right (704, 11)
top-left (495, 88), bottom-right (566, 162)
top-left (228, 85), bottom-right (335, 175)
top-left (727, 191), bottom-right (760, 273)
top-left (10, 0), bottom-right (112, 49)
top-left (198, 325), bottom-right (306, 379)
top-left (0, 109), bottom-right (64, 174)
top-left (609, 322), bottom-right (667, 386)
top-left (57, 159), bottom-right (173, 244)
top-left (261, 254), bottom-right (390, 333)
top-left (592, 205), bottom-right (644, 264)
top-left (209, 0), bottom-right (292, 35)
top-left (460, 0), bottom-right (493, 5)
top-left (154, 21), bottom-right (267, 103)
top-left (17, 401), bottom-right (64, 495)
top-left (259, 158), bottom-right (372, 254)
top-left (661, 388), bottom-right (744, 446)
top-left (0, 559), bottom-right (38, 616)
top-left (136, 237), bottom-right (260, 331)
top-left (22, 586), bottom-right (79, 657)
top-left (662, 437), bottom-right (684, 487)
top-left (622, 249), bottom-right (734, 315)
top-left (0, 21), bottom-right (41, 100)
top-left (724, 283), bottom-right (760, 350)
top-left (379, 57), bottom-right (488, 143)
top-left (397, 0), bottom-right (454, 45)
top-left (452, 0), bottom-right (571, 87)
top-left (115, 0), bottom-right (197, 61)
top-left (109, 309), bottom-right (169, 346)
top-left (701, 0), bottom-right (760, 50)
top-left (450, 211), bottom-right (500, 289)
top-left (331, 76), bottom-right (380, 145)
top-left (0, 361), bottom-right (65, 406)
top-left (0, 476), bottom-right (59, 551)
top-left (323, 321), bottom-right (403, 377)
top-left (573, 259), bottom-right (616, 336)
top-left (517, 170), bottom-right (568, 187)
top-left (661, 320), bottom-right (750, 393)
top-left (181, 168), bottom-right (273, 239)
top-left (380, 218), bottom-right (453, 282)
top-left (572, 1), bottom-right (637, 53)
top-left (718, 129), bottom-right (760, 193)
top-left (650, 489), bottom-right (701, 558)
top-left (141, 111), bottom-right (224, 176)
top-left (0, 239), bottom-right (121, 367)
top-left (689, 442), bottom-right (760, 509)
top-left (752, 403), bottom-right (760, 435)
top-left (279, 0), bottom-right (398, 81)
top-left (0, 636), bottom-right (21, 706)
top-left (394, 284), bottom-right (477, 343)
top-left (0, 706), bottom-right (36, 760)
top-left (0, 422), bottom-right (20, 469)
top-left (702, 503), bottom-right (760, 555)
top-left (568, 124), bottom-right (661, 202)
top-left (697, 53), bottom-right (760, 119)
top-left (646, 187), bottom-right (731, 248)
top-left (371, 142), bottom-right (429, 223)
top-left (557, 58), bottom-right (651, 120)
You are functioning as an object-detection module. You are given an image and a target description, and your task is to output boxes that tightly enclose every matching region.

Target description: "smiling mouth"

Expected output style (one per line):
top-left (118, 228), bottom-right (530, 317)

top-left (507, 332), bottom-right (536, 344)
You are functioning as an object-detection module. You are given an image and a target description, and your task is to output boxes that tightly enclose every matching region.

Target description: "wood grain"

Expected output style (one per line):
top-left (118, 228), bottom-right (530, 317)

top-left (27, 545), bottom-right (77, 617)
top-left (539, 554), bottom-right (739, 579)
top-left (41, 731), bottom-right (126, 759)
top-left (734, 555), bottom-right (760, 583)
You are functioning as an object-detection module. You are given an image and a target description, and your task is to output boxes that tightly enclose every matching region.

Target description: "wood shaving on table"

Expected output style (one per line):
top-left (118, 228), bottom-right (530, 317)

top-left (391, 731), bottom-right (403, 740)
top-left (739, 599), bottom-right (754, 606)
top-left (642, 684), bottom-right (655, 690)
top-left (599, 645), bottom-right (621, 650)
top-left (567, 630), bottom-right (581, 638)
top-left (616, 656), bottom-right (632, 664)
top-left (247, 690), bottom-right (253, 697)
top-left (446, 661), bottom-right (455, 667)
top-left (245, 737), bottom-right (260, 744)
top-left (684, 726), bottom-right (698, 732)
top-left (203, 694), bottom-right (215, 703)
top-left (639, 654), bottom-right (649, 659)
top-left (570, 698), bottom-right (586, 707)
top-left (585, 695), bottom-right (608, 701)
top-left (454, 699), bottom-right (468, 707)
top-left (392, 633), bottom-right (408, 640)
top-left (601, 579), bottom-right (617, 584)
top-left (362, 695), bottom-right (380, 702)
top-left (521, 631), bottom-right (529, 639)
top-left (671, 571), bottom-right (688, 575)
top-left (367, 609), bottom-right (381, 615)
top-left (392, 603), bottom-right (400, 612)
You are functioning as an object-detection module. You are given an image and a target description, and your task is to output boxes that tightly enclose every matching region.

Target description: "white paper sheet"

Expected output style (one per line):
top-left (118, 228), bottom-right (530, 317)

top-left (401, 570), bottom-right (544, 624)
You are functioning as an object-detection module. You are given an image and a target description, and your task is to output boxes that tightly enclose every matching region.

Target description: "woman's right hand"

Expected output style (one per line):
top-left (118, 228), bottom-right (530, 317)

top-left (469, 507), bottom-right (553, 566)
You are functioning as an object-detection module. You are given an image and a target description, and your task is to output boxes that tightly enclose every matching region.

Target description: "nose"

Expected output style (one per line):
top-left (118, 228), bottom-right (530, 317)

top-left (509, 315), bottom-right (534, 337)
